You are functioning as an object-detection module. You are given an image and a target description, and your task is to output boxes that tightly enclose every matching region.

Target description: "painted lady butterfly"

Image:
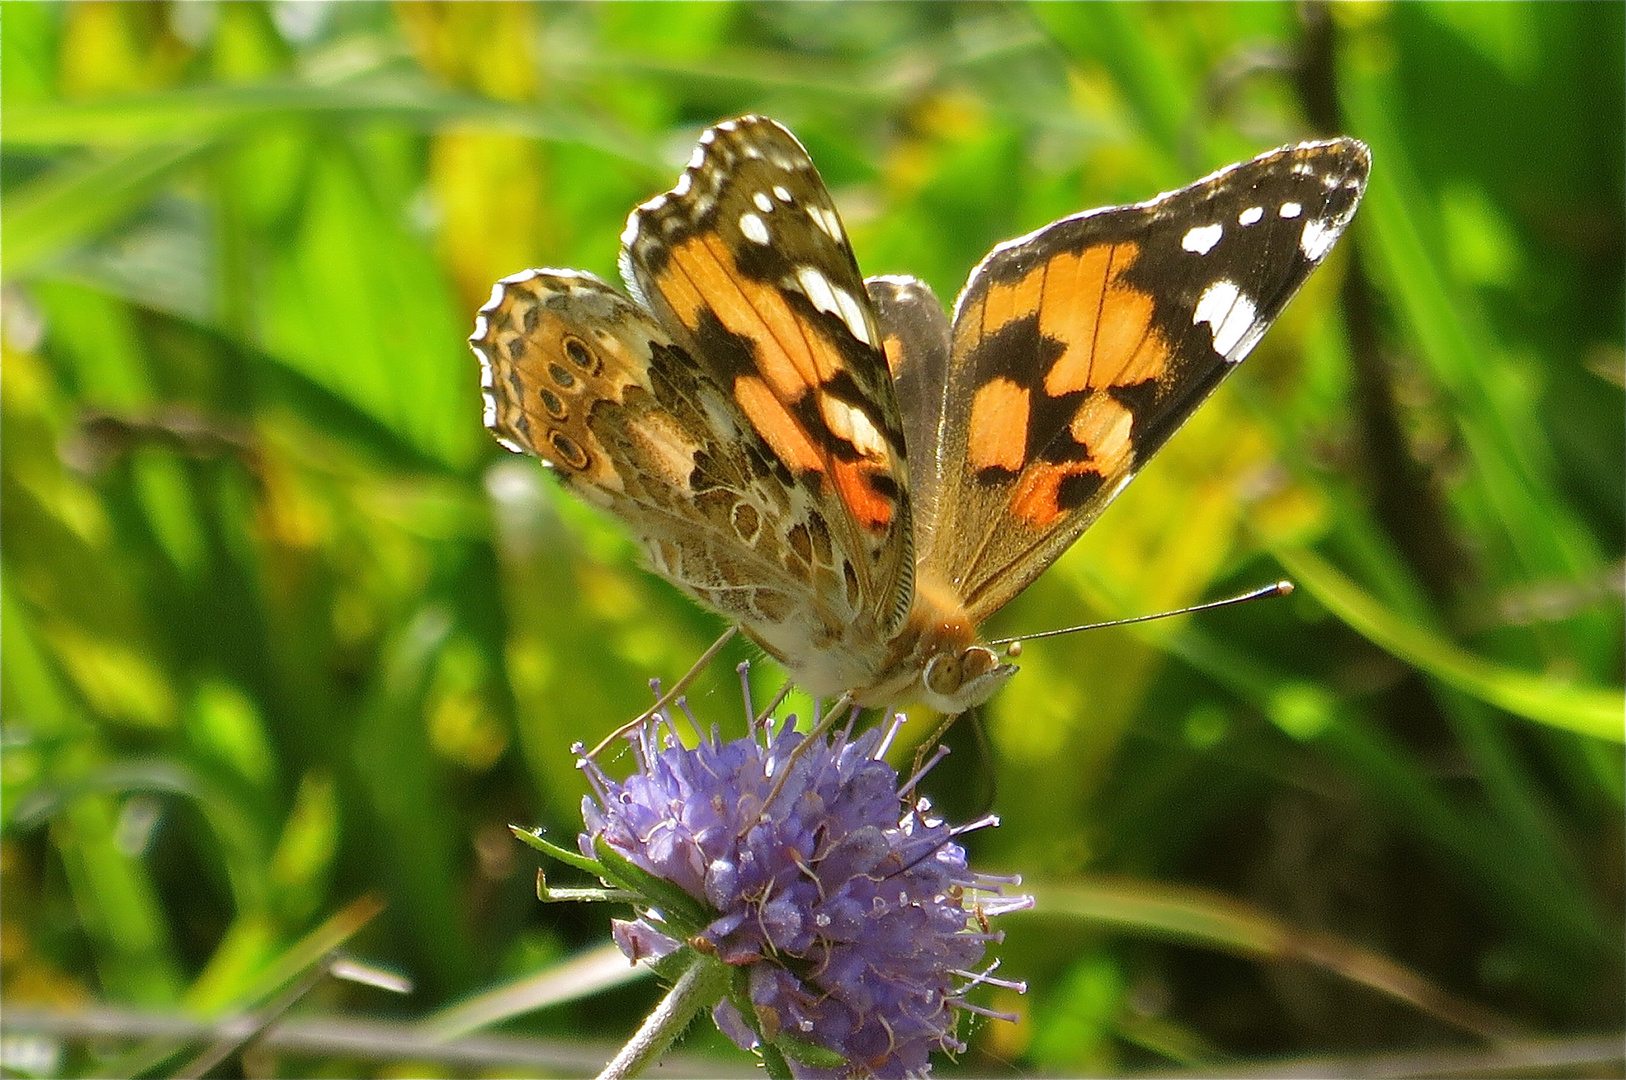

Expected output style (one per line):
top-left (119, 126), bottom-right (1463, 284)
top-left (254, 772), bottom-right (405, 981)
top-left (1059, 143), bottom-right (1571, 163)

top-left (472, 115), bottom-right (1368, 716)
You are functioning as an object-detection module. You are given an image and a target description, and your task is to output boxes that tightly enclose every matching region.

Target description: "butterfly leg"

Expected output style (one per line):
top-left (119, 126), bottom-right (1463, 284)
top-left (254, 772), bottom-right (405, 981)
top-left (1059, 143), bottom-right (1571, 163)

top-left (910, 710), bottom-right (963, 783)
top-left (586, 625), bottom-right (740, 758)
top-left (753, 679), bottom-right (795, 730)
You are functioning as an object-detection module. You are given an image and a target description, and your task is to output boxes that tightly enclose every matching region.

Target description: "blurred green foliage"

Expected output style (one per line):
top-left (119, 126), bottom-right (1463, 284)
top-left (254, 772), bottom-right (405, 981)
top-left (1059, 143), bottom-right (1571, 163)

top-left (3, 2), bottom-right (1621, 1076)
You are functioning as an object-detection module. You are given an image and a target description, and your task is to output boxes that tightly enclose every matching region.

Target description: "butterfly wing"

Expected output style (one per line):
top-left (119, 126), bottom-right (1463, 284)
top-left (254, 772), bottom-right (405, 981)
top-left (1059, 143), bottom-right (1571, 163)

top-left (475, 268), bottom-right (908, 683)
top-left (619, 115), bottom-right (916, 650)
top-left (918, 138), bottom-right (1370, 622)
top-left (867, 274), bottom-right (954, 539)
top-left (476, 115), bottom-right (923, 698)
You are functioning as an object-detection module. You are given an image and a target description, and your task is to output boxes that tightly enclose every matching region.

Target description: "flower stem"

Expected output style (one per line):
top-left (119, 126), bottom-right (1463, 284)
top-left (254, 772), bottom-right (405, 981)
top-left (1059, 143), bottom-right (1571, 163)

top-left (596, 953), bottom-right (729, 1080)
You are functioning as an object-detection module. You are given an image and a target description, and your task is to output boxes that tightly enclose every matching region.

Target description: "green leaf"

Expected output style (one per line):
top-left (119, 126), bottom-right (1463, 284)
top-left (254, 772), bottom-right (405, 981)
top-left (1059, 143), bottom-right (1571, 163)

top-left (2, 143), bottom-right (209, 278)
top-left (2, 81), bottom-right (649, 160)
top-left (1282, 547), bottom-right (1623, 742)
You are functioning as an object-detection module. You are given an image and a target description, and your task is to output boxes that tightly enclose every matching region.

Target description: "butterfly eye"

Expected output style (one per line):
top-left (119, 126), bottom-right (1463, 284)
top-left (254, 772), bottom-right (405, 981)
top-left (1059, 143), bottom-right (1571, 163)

top-left (924, 646), bottom-right (996, 696)
top-left (562, 336), bottom-right (600, 374)
top-left (922, 646), bottom-right (1016, 714)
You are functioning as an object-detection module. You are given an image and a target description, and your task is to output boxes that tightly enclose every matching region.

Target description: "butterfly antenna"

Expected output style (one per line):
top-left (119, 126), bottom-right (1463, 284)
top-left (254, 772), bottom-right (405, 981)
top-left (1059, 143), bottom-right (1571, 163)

top-left (987, 580), bottom-right (1293, 652)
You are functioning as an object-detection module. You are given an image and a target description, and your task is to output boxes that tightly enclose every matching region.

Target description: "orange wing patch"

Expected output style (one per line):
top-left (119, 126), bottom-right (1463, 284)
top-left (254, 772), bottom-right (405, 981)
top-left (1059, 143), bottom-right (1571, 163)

top-left (1070, 392), bottom-right (1135, 476)
top-left (967, 378), bottom-right (1029, 473)
top-left (979, 260), bottom-right (1046, 337)
top-left (652, 231), bottom-right (902, 536)
top-left (1040, 242), bottom-right (1168, 395)
top-left (1036, 243), bottom-right (1115, 382)
top-left (1006, 392), bottom-right (1137, 528)
top-left (1009, 462), bottom-right (1094, 527)
top-left (881, 329), bottom-right (908, 376)
top-left (658, 233), bottom-right (849, 402)
top-left (830, 458), bottom-right (894, 532)
top-left (734, 375), bottom-right (823, 475)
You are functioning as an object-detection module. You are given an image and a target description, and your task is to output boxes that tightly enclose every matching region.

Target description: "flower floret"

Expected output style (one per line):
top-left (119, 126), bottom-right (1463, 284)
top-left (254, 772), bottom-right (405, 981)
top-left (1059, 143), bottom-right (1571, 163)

top-left (580, 699), bottom-right (1029, 1078)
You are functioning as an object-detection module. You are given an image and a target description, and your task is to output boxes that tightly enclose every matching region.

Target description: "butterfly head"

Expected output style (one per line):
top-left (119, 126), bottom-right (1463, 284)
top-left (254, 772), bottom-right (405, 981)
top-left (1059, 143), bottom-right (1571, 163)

top-left (920, 642), bottom-right (1016, 714)
top-left (881, 583), bottom-right (1018, 715)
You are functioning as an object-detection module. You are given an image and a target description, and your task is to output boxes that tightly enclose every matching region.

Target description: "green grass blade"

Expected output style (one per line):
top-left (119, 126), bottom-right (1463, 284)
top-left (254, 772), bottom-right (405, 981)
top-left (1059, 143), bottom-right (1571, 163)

top-left (2, 143), bottom-right (209, 278)
top-left (1282, 547), bottom-right (1623, 742)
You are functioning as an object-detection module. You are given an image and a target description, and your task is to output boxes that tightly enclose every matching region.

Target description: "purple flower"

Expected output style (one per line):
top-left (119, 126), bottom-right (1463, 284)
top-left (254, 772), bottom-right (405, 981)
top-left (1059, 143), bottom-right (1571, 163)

top-left (578, 678), bottom-right (1031, 1078)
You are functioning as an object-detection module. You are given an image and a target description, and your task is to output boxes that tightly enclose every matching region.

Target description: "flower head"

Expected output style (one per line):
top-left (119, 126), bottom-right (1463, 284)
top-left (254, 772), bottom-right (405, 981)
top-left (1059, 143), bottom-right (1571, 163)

top-left (578, 676), bottom-right (1030, 1078)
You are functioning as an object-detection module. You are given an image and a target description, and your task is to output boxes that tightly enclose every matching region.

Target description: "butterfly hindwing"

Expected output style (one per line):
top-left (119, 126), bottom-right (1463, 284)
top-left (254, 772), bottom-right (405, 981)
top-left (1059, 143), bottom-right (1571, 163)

top-left (867, 274), bottom-right (955, 539)
top-left (473, 269), bottom-right (893, 659)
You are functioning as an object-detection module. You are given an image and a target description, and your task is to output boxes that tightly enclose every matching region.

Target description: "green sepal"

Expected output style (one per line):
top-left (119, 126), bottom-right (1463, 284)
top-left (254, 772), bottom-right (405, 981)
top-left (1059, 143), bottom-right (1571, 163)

top-left (535, 874), bottom-right (634, 904)
top-left (592, 834), bottom-right (714, 938)
top-left (772, 1032), bottom-right (848, 1069)
top-left (758, 1041), bottom-right (794, 1080)
top-left (509, 824), bottom-right (604, 875)
top-left (648, 943), bottom-right (701, 982)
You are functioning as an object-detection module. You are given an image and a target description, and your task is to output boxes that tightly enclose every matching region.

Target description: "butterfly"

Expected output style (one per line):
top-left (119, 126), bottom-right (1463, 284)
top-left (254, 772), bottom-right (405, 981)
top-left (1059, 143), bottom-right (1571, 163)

top-left (472, 115), bottom-right (1368, 716)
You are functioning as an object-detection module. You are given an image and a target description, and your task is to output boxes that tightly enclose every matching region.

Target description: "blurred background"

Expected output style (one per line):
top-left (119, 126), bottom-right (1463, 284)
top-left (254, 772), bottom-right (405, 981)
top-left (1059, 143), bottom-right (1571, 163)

top-left (3, 3), bottom-right (1622, 1077)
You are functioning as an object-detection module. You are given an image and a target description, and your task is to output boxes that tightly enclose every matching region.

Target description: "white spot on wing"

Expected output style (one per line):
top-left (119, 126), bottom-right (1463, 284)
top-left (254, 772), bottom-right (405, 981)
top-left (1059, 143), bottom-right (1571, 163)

top-left (672, 172), bottom-right (692, 197)
top-left (753, 191), bottom-right (774, 213)
top-left (795, 265), bottom-right (839, 319)
top-left (824, 397), bottom-right (885, 457)
top-left (810, 205), bottom-right (845, 243)
top-left (739, 212), bottom-right (770, 245)
top-left (1239, 205), bottom-right (1264, 226)
top-left (773, 185), bottom-right (793, 204)
top-left (1279, 201), bottom-right (1303, 219)
top-left (1181, 222), bottom-right (1223, 255)
top-left (1300, 217), bottom-right (1341, 261)
top-left (1193, 279), bottom-right (1260, 363)
top-left (832, 286), bottom-right (874, 347)
top-left (785, 268), bottom-right (874, 347)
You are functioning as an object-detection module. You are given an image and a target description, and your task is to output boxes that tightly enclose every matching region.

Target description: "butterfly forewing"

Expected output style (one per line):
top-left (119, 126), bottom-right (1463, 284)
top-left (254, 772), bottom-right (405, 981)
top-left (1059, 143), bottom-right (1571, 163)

top-left (620, 116), bottom-right (917, 645)
top-left (920, 138), bottom-right (1370, 622)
